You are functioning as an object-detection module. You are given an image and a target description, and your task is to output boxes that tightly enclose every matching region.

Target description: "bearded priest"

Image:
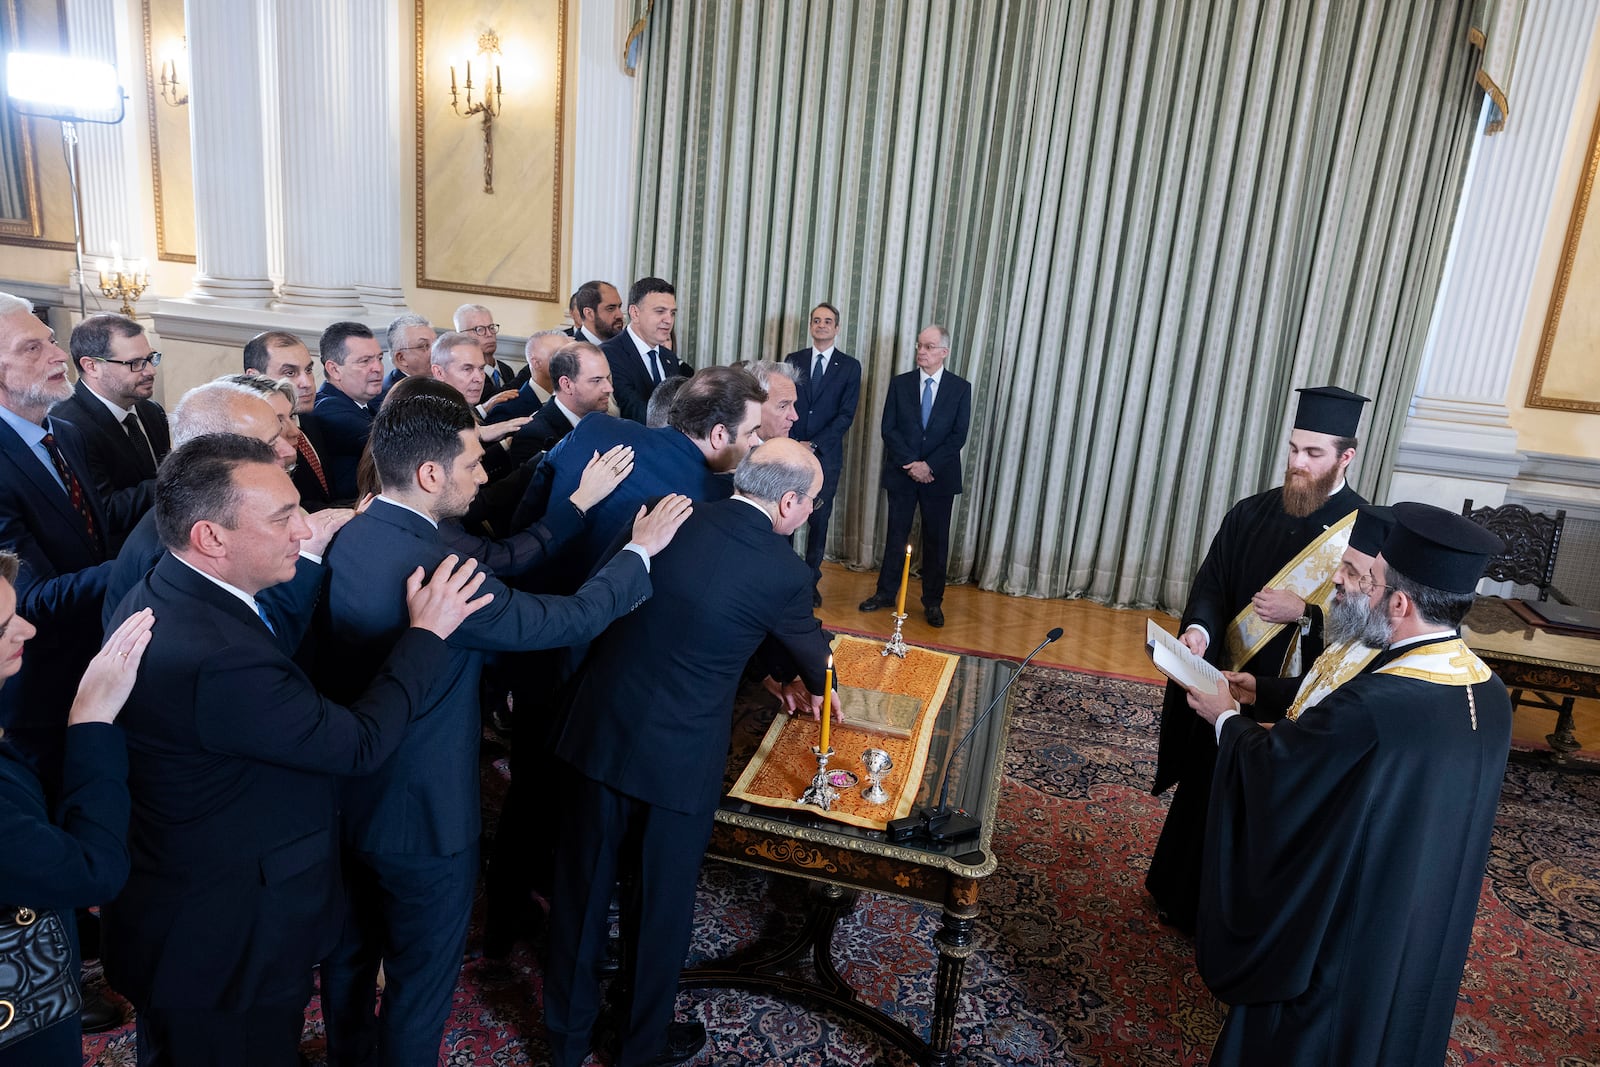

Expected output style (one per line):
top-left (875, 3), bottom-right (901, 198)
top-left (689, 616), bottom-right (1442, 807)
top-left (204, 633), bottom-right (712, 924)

top-left (1147, 385), bottom-right (1370, 933)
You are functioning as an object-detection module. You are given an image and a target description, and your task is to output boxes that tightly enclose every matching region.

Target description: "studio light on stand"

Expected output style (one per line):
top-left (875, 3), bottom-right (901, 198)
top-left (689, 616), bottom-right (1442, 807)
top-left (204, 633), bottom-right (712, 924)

top-left (5, 51), bottom-right (128, 315)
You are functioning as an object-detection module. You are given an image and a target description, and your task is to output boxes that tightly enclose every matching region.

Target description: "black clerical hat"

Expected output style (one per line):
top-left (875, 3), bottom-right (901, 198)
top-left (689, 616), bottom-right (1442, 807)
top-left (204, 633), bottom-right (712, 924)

top-left (1348, 505), bottom-right (1395, 557)
top-left (1293, 386), bottom-right (1369, 437)
top-left (1381, 502), bottom-right (1505, 593)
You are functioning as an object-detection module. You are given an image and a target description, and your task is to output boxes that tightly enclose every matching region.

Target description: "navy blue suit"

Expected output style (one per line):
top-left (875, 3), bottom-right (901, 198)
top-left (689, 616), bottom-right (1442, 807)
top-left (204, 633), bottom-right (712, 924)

top-left (292, 414), bottom-right (336, 513)
top-left (785, 347), bottom-right (861, 584)
top-left (545, 499), bottom-right (832, 1066)
top-left (0, 724), bottom-right (128, 1067)
top-left (601, 329), bottom-right (685, 424)
top-left (0, 415), bottom-right (113, 787)
top-left (103, 553), bottom-right (448, 1063)
top-left (312, 383), bottom-right (374, 503)
top-left (874, 368), bottom-right (972, 607)
top-left (50, 380), bottom-right (165, 543)
top-left (317, 498), bottom-right (652, 1066)
top-left (511, 413), bottom-right (732, 588)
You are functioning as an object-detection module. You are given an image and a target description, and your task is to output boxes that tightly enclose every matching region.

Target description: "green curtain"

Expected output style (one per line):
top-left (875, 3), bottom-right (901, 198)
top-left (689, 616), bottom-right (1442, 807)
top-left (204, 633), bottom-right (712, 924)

top-left (631, 0), bottom-right (1484, 611)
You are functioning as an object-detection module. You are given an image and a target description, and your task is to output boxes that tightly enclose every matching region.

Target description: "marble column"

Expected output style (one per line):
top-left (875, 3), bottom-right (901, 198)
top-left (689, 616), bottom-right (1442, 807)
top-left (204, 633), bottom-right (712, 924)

top-left (270, 0), bottom-right (365, 313)
top-left (63, 0), bottom-right (139, 271)
top-left (1390, 1), bottom-right (1600, 509)
top-left (349, 0), bottom-right (407, 314)
top-left (570, 0), bottom-right (638, 291)
top-left (184, 0), bottom-right (275, 306)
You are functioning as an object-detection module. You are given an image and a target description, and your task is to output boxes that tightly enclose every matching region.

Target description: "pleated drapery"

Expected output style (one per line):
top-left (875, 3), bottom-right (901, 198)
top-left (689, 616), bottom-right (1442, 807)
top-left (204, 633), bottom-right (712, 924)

top-left (631, 0), bottom-right (1485, 611)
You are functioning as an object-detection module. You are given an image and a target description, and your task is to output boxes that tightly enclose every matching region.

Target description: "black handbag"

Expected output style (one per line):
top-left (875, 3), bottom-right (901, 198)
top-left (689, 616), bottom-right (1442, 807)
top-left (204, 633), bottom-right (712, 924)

top-left (0, 905), bottom-right (82, 1047)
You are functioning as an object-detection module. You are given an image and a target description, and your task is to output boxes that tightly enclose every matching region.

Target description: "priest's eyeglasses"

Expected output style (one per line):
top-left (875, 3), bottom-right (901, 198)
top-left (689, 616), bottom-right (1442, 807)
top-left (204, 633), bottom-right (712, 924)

top-left (94, 352), bottom-right (162, 372)
top-left (1356, 573), bottom-right (1390, 596)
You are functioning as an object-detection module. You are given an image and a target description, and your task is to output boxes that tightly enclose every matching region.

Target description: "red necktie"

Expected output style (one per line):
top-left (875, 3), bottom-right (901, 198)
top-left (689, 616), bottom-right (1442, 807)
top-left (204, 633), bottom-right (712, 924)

top-left (40, 432), bottom-right (100, 552)
top-left (297, 434), bottom-right (329, 495)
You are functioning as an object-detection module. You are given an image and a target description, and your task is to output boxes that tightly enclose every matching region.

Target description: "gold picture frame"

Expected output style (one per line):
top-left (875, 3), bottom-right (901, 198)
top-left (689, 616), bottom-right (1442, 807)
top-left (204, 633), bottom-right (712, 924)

top-left (1529, 95), bottom-right (1600, 413)
top-left (0, 0), bottom-right (73, 251)
top-left (414, 0), bottom-right (566, 301)
top-left (140, 0), bottom-right (195, 263)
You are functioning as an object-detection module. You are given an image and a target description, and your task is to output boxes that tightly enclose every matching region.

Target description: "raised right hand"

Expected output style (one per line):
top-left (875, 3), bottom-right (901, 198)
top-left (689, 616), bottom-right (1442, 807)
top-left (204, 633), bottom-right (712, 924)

top-left (571, 445), bottom-right (635, 513)
top-left (69, 608), bottom-right (155, 725)
top-left (405, 555), bottom-right (494, 640)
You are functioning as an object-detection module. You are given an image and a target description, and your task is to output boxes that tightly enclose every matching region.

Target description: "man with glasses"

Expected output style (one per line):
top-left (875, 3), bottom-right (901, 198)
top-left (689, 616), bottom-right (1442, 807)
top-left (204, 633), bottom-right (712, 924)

top-left (378, 313), bottom-right (437, 405)
top-left (858, 324), bottom-right (971, 629)
top-left (1147, 386), bottom-right (1370, 935)
top-left (53, 313), bottom-right (170, 522)
top-left (314, 321), bottom-right (386, 503)
top-left (1183, 502), bottom-right (1510, 1066)
top-left (454, 303), bottom-right (508, 391)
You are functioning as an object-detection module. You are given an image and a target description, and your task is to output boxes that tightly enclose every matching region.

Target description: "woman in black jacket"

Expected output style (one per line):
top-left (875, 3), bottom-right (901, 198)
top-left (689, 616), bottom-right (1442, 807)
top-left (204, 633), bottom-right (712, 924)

top-left (0, 549), bottom-right (154, 1065)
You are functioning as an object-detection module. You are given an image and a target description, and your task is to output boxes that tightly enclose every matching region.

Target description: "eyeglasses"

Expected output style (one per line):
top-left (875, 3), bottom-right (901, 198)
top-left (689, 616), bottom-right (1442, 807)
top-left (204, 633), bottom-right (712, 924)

top-left (466, 324), bottom-right (501, 337)
top-left (914, 342), bottom-right (948, 352)
top-left (95, 352), bottom-right (162, 372)
top-left (1357, 573), bottom-right (1390, 596)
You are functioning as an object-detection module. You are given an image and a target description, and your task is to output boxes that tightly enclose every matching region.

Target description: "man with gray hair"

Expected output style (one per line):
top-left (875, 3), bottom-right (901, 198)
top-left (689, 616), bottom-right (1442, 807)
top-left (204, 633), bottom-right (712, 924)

top-left (103, 377), bottom-right (350, 626)
top-left (379, 313), bottom-right (436, 404)
top-left (454, 302), bottom-right (507, 391)
top-left (738, 359), bottom-right (799, 441)
top-left (488, 328), bottom-right (567, 424)
top-left (544, 437), bottom-right (836, 1067)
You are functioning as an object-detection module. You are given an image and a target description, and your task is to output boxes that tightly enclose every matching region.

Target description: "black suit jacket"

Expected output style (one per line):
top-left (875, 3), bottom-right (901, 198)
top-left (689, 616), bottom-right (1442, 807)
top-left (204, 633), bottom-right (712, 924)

top-left (50, 380), bottom-right (166, 514)
top-left (785, 348), bottom-right (861, 471)
top-left (601, 329), bottom-right (686, 424)
top-left (291, 414), bottom-right (336, 513)
top-left (312, 383), bottom-right (374, 503)
top-left (102, 554), bottom-right (448, 1011)
top-left (879, 369), bottom-right (972, 496)
top-left (320, 499), bottom-right (651, 856)
top-left (0, 416), bottom-right (113, 761)
top-left (558, 499), bottom-right (831, 816)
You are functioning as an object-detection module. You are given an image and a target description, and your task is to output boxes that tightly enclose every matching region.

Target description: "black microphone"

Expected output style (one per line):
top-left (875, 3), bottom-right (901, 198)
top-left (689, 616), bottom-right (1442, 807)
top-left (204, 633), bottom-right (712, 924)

top-left (888, 627), bottom-right (1063, 844)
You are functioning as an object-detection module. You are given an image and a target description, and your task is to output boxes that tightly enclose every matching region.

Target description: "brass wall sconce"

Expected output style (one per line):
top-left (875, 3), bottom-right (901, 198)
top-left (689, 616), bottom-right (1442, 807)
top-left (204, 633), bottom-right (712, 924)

top-left (449, 30), bottom-right (504, 193)
top-left (98, 246), bottom-right (149, 317)
top-left (158, 39), bottom-right (188, 107)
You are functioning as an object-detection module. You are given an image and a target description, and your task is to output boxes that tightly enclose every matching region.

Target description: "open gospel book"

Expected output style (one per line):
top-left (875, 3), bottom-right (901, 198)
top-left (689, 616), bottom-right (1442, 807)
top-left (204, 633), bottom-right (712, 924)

top-left (1145, 619), bottom-right (1226, 692)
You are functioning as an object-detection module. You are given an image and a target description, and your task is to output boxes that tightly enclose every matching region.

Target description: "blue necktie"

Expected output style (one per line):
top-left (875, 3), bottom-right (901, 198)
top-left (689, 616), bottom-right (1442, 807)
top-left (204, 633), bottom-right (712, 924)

top-left (647, 349), bottom-right (663, 385)
top-left (812, 353), bottom-right (825, 387)
top-left (920, 377), bottom-right (934, 428)
top-left (255, 601), bottom-right (276, 635)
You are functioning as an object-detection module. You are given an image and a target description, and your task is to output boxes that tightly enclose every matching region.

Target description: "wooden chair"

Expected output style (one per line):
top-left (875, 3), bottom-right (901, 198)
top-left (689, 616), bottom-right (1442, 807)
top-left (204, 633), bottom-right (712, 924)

top-left (1462, 499), bottom-right (1580, 752)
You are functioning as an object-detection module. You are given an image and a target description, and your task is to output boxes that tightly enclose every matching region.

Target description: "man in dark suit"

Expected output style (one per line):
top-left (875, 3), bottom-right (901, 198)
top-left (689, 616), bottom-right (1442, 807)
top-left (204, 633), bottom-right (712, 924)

top-left (244, 330), bottom-right (334, 512)
top-left (544, 437), bottom-right (835, 1067)
top-left (858, 325), bottom-right (972, 628)
top-left (786, 302), bottom-right (861, 604)
top-left (317, 394), bottom-right (691, 1067)
top-left (377, 313), bottom-right (436, 407)
top-left (453, 303), bottom-right (510, 393)
top-left (313, 321), bottom-right (386, 503)
top-left (601, 276), bottom-right (689, 423)
top-left (0, 293), bottom-right (118, 787)
top-left (103, 433), bottom-right (487, 1066)
top-left (571, 279), bottom-right (625, 346)
top-left (51, 314), bottom-right (169, 528)
top-left (511, 365), bottom-right (765, 583)
top-left (497, 340), bottom-right (615, 466)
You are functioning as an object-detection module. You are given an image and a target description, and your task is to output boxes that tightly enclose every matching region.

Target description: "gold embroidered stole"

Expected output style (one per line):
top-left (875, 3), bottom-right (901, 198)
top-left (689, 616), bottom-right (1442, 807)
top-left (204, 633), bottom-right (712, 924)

top-left (1286, 641), bottom-right (1380, 721)
top-left (1374, 637), bottom-right (1493, 730)
top-left (1222, 509), bottom-right (1357, 672)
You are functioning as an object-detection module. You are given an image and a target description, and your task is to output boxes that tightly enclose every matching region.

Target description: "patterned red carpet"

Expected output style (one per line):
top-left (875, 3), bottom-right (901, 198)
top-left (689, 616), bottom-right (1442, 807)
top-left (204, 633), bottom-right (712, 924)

top-left (82, 667), bottom-right (1600, 1065)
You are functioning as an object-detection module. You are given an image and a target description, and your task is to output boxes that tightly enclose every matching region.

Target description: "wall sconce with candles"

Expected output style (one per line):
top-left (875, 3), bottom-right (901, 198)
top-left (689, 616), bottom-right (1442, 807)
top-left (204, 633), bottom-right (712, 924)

top-left (449, 30), bottom-right (504, 194)
top-left (158, 39), bottom-right (188, 107)
top-left (97, 242), bottom-right (149, 317)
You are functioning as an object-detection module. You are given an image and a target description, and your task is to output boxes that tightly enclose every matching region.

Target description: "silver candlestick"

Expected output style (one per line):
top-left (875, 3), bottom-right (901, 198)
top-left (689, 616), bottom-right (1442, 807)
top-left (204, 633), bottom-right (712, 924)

top-left (881, 611), bottom-right (909, 658)
top-left (798, 746), bottom-right (839, 810)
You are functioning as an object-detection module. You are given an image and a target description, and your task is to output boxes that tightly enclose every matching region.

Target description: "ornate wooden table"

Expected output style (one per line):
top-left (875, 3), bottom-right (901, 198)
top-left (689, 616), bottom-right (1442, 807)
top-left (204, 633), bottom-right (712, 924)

top-left (684, 652), bottom-right (1018, 1066)
top-left (1463, 597), bottom-right (1600, 757)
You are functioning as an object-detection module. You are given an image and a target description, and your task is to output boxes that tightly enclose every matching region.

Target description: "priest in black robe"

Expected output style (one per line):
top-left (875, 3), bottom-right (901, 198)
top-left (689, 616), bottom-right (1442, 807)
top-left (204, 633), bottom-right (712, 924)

top-left (1147, 386), bottom-right (1370, 932)
top-left (1186, 502), bottom-right (1510, 1066)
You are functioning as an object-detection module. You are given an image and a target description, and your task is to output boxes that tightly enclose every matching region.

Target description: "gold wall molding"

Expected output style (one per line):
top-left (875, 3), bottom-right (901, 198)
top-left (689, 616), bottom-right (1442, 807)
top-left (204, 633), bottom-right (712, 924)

top-left (1529, 92), bottom-right (1600, 414)
top-left (414, 0), bottom-right (566, 301)
top-left (139, 0), bottom-right (195, 264)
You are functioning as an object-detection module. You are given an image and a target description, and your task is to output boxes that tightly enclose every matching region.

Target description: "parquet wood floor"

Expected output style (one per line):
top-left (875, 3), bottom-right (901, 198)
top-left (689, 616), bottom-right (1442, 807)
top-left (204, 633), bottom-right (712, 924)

top-left (814, 562), bottom-right (1600, 756)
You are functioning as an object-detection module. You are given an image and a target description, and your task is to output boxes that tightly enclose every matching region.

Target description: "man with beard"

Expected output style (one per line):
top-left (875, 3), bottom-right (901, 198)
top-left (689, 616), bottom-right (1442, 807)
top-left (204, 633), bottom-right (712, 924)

top-left (1222, 505), bottom-right (1395, 721)
top-left (1146, 386), bottom-right (1369, 934)
top-left (1185, 503), bottom-right (1510, 1066)
top-left (571, 280), bottom-right (625, 345)
top-left (318, 393), bottom-right (692, 1067)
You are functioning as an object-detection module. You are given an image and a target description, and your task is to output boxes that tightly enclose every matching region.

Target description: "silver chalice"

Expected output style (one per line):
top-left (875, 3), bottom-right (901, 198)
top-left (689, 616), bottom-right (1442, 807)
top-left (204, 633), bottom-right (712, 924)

top-left (861, 748), bottom-right (893, 805)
